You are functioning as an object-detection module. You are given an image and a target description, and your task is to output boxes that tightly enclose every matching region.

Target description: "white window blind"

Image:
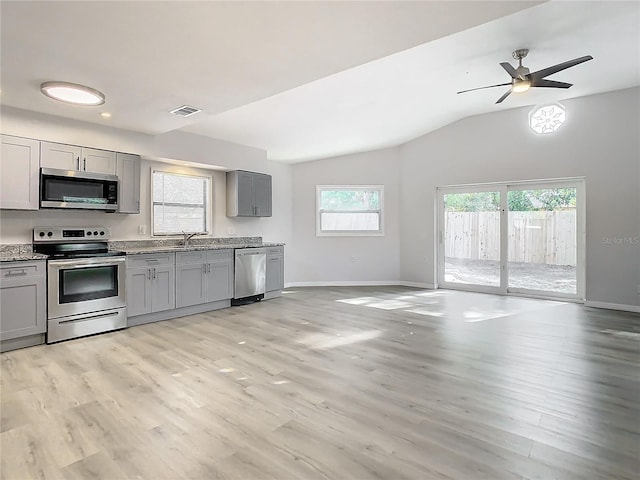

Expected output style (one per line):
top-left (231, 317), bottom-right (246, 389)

top-left (152, 170), bottom-right (210, 235)
top-left (316, 185), bottom-right (384, 236)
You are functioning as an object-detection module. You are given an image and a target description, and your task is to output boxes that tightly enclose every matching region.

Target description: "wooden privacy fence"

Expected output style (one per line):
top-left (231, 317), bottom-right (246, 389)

top-left (444, 211), bottom-right (576, 266)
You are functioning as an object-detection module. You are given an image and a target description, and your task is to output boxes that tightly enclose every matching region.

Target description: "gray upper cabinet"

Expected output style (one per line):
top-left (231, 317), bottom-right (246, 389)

top-left (41, 141), bottom-right (117, 175)
top-left (252, 173), bottom-right (272, 217)
top-left (116, 152), bottom-right (141, 214)
top-left (0, 261), bottom-right (46, 351)
top-left (0, 135), bottom-right (40, 210)
top-left (226, 170), bottom-right (272, 217)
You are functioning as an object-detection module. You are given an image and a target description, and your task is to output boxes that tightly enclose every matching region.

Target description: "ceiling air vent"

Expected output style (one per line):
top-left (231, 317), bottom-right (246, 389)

top-left (169, 105), bottom-right (202, 117)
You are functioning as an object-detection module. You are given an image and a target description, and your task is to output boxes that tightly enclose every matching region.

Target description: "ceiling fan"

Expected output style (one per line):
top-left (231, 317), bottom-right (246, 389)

top-left (457, 49), bottom-right (594, 104)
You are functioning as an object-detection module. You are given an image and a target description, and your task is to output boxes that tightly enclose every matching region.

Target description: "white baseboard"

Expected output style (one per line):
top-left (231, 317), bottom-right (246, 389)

top-left (585, 301), bottom-right (640, 313)
top-left (397, 281), bottom-right (436, 289)
top-left (284, 281), bottom-right (435, 289)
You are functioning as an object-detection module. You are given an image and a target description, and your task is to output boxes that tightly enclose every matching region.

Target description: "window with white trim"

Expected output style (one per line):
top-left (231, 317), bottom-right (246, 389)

top-left (316, 185), bottom-right (384, 236)
top-left (152, 170), bottom-right (211, 236)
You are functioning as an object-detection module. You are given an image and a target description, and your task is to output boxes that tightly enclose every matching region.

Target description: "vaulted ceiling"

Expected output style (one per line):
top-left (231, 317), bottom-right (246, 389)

top-left (1, 1), bottom-right (638, 162)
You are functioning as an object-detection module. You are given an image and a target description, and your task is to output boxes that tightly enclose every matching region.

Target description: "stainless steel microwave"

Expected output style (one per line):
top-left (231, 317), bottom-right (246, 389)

top-left (40, 168), bottom-right (118, 211)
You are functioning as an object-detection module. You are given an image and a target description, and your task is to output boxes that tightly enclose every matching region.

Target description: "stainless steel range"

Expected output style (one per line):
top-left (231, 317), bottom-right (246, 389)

top-left (33, 226), bottom-right (127, 343)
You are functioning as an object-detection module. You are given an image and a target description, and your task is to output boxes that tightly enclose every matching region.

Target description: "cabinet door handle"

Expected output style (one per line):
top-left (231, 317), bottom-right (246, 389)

top-left (83, 158), bottom-right (86, 170)
top-left (5, 269), bottom-right (27, 277)
top-left (147, 268), bottom-right (151, 280)
top-left (76, 156), bottom-right (80, 170)
top-left (153, 268), bottom-right (156, 280)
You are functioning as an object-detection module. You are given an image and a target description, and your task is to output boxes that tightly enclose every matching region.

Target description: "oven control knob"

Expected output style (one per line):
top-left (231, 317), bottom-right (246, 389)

top-left (39, 232), bottom-right (45, 237)
top-left (100, 231), bottom-right (105, 236)
top-left (47, 232), bottom-right (53, 237)
top-left (87, 231), bottom-right (92, 236)
top-left (94, 231), bottom-right (99, 235)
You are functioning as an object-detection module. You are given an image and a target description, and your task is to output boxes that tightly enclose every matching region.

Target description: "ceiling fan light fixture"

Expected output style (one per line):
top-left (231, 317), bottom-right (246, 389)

top-left (41, 81), bottom-right (105, 106)
top-left (512, 79), bottom-right (531, 93)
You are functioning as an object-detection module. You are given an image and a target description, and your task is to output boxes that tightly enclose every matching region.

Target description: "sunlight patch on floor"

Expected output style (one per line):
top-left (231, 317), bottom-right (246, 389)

top-left (337, 296), bottom-right (380, 306)
top-left (403, 307), bottom-right (445, 317)
top-left (298, 330), bottom-right (382, 349)
top-left (365, 300), bottom-right (417, 310)
top-left (335, 289), bottom-right (569, 323)
top-left (338, 296), bottom-right (418, 310)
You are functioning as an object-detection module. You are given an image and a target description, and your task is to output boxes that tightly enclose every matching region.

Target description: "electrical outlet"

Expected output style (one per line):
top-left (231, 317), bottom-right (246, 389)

top-left (138, 225), bottom-right (146, 235)
top-left (350, 256), bottom-right (356, 262)
top-left (228, 226), bottom-right (236, 236)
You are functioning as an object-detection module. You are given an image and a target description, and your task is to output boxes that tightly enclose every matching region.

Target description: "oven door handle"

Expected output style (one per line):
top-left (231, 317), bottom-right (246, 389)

top-left (48, 257), bottom-right (126, 268)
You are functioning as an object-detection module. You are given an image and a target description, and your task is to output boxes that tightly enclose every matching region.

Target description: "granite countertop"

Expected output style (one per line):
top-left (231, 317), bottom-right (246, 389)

top-left (0, 244), bottom-right (48, 262)
top-left (1, 237), bottom-right (284, 261)
top-left (0, 252), bottom-right (48, 262)
top-left (119, 242), bottom-right (284, 255)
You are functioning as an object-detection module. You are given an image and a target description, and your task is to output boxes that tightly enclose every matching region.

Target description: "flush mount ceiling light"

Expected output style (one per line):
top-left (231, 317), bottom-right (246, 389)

top-left (529, 103), bottom-right (566, 134)
top-left (40, 81), bottom-right (105, 106)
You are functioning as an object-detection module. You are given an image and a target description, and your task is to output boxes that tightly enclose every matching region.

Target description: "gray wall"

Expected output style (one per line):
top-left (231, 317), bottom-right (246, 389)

top-left (3, 87), bottom-right (639, 309)
top-left (399, 87), bottom-right (639, 307)
top-left (289, 147), bottom-right (401, 284)
top-left (289, 87), bottom-right (639, 308)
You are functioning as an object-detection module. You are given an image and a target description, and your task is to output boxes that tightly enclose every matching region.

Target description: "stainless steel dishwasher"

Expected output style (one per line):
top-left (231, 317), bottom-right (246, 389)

top-left (232, 247), bottom-right (267, 305)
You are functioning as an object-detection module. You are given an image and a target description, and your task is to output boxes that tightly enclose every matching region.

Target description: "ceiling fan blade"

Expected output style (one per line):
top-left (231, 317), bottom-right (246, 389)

top-left (530, 79), bottom-right (573, 89)
top-left (500, 62), bottom-right (520, 79)
top-left (495, 89), bottom-right (512, 104)
top-left (457, 82), bottom-right (511, 94)
top-left (529, 55), bottom-right (593, 81)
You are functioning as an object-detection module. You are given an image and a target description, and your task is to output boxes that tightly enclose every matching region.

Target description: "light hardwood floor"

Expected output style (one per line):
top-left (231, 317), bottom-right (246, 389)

top-left (1, 287), bottom-right (639, 479)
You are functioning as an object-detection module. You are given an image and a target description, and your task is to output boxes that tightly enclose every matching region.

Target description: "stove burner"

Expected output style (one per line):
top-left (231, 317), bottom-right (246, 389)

top-left (32, 226), bottom-right (123, 259)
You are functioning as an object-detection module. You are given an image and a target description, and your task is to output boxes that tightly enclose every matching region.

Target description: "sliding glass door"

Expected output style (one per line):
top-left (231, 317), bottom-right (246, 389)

top-left (439, 188), bottom-right (504, 293)
top-left (437, 179), bottom-right (584, 300)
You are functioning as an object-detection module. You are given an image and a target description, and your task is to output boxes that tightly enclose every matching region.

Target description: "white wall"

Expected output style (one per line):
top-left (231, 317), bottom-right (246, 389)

top-left (289, 147), bottom-right (401, 284)
top-left (0, 107), bottom-right (293, 259)
top-left (399, 87), bottom-right (640, 307)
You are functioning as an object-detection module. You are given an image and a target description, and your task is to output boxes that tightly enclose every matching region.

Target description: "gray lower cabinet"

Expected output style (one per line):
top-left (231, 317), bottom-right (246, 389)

top-left (0, 260), bottom-right (47, 352)
top-left (207, 250), bottom-right (234, 302)
top-left (266, 246), bottom-right (284, 294)
top-left (176, 250), bottom-right (233, 308)
top-left (126, 253), bottom-right (175, 316)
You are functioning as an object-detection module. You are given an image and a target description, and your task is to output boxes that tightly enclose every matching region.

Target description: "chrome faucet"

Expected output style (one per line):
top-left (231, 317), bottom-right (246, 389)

top-left (182, 231), bottom-right (203, 247)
